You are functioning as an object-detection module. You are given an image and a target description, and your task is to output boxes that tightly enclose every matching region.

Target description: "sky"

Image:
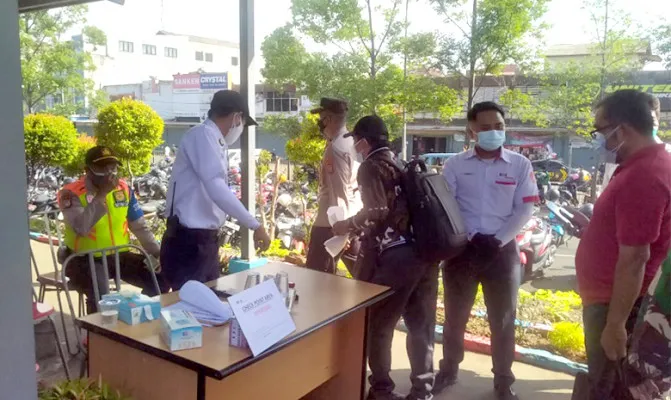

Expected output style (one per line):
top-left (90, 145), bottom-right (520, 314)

top-left (82, 0), bottom-right (671, 77)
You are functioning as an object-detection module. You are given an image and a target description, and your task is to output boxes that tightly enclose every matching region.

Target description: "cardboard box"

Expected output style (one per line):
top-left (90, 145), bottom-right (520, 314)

top-left (160, 309), bottom-right (203, 351)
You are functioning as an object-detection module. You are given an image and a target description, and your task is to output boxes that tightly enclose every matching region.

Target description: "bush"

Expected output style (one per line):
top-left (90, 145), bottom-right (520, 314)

top-left (95, 98), bottom-right (164, 178)
top-left (262, 239), bottom-right (292, 259)
top-left (39, 378), bottom-right (130, 400)
top-left (24, 114), bottom-right (78, 176)
top-left (548, 321), bottom-right (586, 357)
top-left (61, 134), bottom-right (97, 177)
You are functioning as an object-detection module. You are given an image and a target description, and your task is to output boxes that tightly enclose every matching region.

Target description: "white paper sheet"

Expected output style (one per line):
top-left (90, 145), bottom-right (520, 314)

top-left (163, 281), bottom-right (233, 327)
top-left (228, 279), bottom-right (296, 357)
top-left (325, 206), bottom-right (348, 258)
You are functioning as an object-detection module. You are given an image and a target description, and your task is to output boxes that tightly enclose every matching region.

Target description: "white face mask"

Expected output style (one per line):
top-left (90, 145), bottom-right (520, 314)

top-left (354, 139), bottom-right (365, 162)
top-left (224, 117), bottom-right (244, 145)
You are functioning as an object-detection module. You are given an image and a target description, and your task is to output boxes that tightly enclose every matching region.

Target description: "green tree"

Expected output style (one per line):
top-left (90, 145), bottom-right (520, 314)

top-left (498, 88), bottom-right (549, 128)
top-left (261, 0), bottom-right (461, 138)
top-left (61, 134), bottom-right (97, 177)
top-left (431, 0), bottom-right (550, 146)
top-left (540, 0), bottom-right (648, 140)
top-left (651, 23), bottom-right (671, 70)
top-left (94, 98), bottom-right (164, 180)
top-left (23, 114), bottom-right (79, 178)
top-left (20, 5), bottom-right (106, 114)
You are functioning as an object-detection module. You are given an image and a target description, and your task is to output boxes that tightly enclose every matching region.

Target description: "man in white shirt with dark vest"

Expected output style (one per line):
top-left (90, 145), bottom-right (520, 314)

top-left (435, 102), bottom-right (538, 400)
top-left (160, 90), bottom-right (270, 290)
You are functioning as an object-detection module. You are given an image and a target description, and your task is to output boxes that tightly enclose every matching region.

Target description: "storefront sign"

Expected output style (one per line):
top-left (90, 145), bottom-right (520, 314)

top-left (605, 84), bottom-right (671, 98)
top-left (200, 73), bottom-right (229, 90)
top-left (173, 73), bottom-right (201, 92)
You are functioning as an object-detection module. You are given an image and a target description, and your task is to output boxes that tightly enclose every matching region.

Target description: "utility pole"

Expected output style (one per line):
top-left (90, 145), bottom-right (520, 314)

top-left (464, 0), bottom-right (478, 149)
top-left (401, 0), bottom-right (410, 160)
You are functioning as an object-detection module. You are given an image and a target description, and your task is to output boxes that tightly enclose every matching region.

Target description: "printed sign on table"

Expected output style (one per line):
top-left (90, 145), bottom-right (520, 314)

top-left (228, 279), bottom-right (296, 357)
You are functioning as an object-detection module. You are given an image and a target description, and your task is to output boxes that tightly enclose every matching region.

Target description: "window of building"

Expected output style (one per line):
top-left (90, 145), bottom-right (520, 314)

top-left (205, 53), bottom-right (213, 62)
top-left (142, 44), bottom-right (156, 55)
top-left (195, 51), bottom-right (203, 61)
top-left (119, 40), bottom-right (134, 53)
top-left (231, 56), bottom-right (239, 66)
top-left (165, 47), bottom-right (178, 58)
top-left (265, 92), bottom-right (299, 112)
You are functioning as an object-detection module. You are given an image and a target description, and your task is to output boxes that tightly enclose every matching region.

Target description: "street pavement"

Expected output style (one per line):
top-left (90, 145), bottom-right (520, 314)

top-left (522, 236), bottom-right (579, 293)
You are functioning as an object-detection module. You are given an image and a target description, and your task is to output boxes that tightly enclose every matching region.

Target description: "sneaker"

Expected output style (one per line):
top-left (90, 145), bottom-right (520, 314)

top-left (494, 386), bottom-right (519, 400)
top-left (431, 370), bottom-right (458, 395)
top-left (366, 390), bottom-right (405, 400)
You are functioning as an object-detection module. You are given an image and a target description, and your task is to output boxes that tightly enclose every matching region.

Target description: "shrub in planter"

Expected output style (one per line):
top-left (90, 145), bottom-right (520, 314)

top-left (38, 378), bottom-right (130, 400)
top-left (548, 321), bottom-right (586, 358)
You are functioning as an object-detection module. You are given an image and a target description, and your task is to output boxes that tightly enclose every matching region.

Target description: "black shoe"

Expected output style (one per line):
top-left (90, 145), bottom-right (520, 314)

top-left (431, 370), bottom-right (458, 395)
top-left (494, 386), bottom-right (519, 400)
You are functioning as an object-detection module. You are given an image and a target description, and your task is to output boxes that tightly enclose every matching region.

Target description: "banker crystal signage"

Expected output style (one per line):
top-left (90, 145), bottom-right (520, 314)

top-left (605, 84), bottom-right (671, 98)
top-left (173, 72), bottom-right (229, 93)
top-left (200, 73), bottom-right (228, 90)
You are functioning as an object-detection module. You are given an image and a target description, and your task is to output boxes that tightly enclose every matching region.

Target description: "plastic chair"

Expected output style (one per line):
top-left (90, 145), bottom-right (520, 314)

top-left (60, 243), bottom-right (162, 374)
top-left (32, 287), bottom-right (71, 380)
top-left (28, 210), bottom-right (81, 356)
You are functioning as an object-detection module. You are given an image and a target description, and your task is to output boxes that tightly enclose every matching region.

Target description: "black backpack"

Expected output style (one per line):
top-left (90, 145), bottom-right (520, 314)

top-left (392, 159), bottom-right (468, 263)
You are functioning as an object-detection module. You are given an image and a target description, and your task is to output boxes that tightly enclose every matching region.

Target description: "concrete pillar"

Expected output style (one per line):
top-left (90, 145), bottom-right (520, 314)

top-left (239, 0), bottom-right (256, 259)
top-left (0, 1), bottom-right (38, 398)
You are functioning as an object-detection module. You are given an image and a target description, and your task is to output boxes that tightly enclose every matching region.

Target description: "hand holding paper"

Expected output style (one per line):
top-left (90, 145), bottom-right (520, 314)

top-left (325, 206), bottom-right (348, 258)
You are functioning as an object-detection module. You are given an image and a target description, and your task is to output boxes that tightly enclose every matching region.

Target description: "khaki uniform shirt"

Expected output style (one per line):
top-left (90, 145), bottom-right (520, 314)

top-left (314, 129), bottom-right (362, 227)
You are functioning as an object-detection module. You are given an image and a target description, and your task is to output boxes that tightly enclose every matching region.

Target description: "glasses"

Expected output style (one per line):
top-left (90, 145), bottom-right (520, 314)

top-left (90, 164), bottom-right (119, 176)
top-left (589, 125), bottom-right (613, 140)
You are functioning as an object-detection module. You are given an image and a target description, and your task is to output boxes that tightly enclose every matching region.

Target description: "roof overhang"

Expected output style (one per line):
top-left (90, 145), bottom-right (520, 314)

top-left (18, 0), bottom-right (122, 13)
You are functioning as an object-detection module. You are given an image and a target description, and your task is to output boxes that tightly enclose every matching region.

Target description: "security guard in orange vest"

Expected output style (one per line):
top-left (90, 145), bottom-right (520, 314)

top-left (58, 146), bottom-right (168, 313)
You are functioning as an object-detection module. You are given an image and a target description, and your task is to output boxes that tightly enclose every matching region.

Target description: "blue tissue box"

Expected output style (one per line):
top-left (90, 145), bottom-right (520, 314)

top-left (115, 293), bottom-right (161, 325)
top-left (160, 309), bottom-right (203, 351)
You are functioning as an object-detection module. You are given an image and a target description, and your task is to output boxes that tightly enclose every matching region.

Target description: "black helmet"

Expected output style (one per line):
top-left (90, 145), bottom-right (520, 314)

top-left (546, 188), bottom-right (560, 202)
top-left (578, 203), bottom-right (594, 219)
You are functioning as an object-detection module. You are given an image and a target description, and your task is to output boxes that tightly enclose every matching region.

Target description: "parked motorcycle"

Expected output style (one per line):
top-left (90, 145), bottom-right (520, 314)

top-left (516, 216), bottom-right (556, 280)
top-left (545, 201), bottom-right (591, 241)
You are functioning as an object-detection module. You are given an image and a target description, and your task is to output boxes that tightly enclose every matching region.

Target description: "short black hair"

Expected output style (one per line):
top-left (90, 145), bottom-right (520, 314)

top-left (596, 89), bottom-right (654, 136)
top-left (467, 101), bottom-right (505, 121)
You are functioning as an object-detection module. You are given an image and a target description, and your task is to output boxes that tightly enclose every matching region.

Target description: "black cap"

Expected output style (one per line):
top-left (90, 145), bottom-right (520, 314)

top-left (310, 97), bottom-right (348, 115)
top-left (209, 90), bottom-right (258, 126)
top-left (344, 115), bottom-right (389, 140)
top-left (85, 146), bottom-right (121, 167)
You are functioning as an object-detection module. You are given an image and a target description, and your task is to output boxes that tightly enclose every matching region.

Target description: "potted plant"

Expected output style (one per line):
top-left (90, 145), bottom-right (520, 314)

top-left (38, 378), bottom-right (130, 400)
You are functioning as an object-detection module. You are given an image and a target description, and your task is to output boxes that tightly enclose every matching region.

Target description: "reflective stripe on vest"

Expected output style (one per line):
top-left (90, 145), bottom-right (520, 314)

top-left (63, 178), bottom-right (131, 255)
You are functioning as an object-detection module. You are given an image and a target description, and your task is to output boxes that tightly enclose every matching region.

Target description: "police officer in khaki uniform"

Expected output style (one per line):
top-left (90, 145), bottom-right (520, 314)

top-left (305, 98), bottom-right (362, 274)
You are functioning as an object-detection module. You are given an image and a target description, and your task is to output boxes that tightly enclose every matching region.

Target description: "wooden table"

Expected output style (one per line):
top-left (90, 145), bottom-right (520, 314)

top-left (78, 262), bottom-right (392, 400)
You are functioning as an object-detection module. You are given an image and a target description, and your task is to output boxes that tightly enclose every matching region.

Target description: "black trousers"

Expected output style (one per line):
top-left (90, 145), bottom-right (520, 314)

top-left (160, 217), bottom-right (220, 291)
top-left (440, 241), bottom-right (520, 388)
top-left (582, 301), bottom-right (640, 400)
top-left (65, 252), bottom-right (168, 314)
top-left (367, 245), bottom-right (438, 399)
top-left (305, 225), bottom-right (359, 275)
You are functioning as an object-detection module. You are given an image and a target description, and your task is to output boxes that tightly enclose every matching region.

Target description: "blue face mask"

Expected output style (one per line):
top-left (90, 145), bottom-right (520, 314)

top-left (652, 128), bottom-right (659, 137)
top-left (477, 130), bottom-right (506, 151)
top-left (593, 126), bottom-right (623, 164)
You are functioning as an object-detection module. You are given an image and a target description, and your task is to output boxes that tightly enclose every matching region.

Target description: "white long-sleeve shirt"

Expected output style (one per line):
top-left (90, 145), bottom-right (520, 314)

top-left (166, 119), bottom-right (260, 230)
top-left (442, 147), bottom-right (538, 246)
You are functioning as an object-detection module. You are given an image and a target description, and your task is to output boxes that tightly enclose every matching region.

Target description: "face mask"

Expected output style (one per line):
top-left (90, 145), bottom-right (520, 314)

top-left (652, 128), bottom-right (659, 137)
top-left (354, 139), bottom-right (365, 162)
top-left (224, 118), bottom-right (244, 145)
top-left (476, 130), bottom-right (506, 151)
top-left (593, 126), bottom-right (624, 163)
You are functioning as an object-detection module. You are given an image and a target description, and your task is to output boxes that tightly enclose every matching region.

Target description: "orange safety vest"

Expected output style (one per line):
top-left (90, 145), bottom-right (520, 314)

top-left (62, 177), bottom-right (130, 255)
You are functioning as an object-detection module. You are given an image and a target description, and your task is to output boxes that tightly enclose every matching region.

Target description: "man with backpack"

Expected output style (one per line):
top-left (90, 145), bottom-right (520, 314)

top-left (434, 102), bottom-right (538, 400)
top-left (332, 115), bottom-right (438, 400)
